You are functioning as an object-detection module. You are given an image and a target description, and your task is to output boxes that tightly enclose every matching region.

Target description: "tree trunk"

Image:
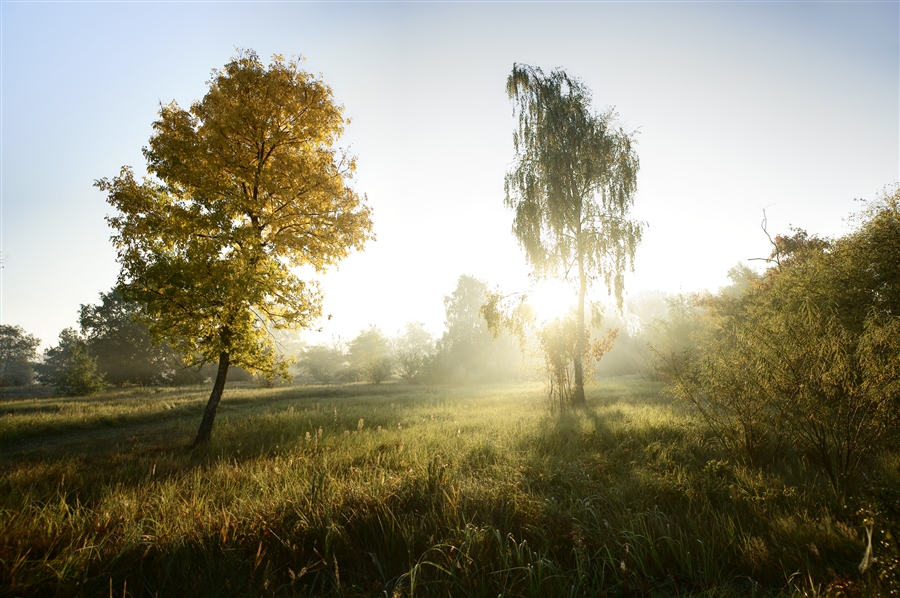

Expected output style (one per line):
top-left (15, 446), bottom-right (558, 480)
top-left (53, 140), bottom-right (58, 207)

top-left (193, 351), bottom-right (230, 445)
top-left (572, 251), bottom-right (587, 406)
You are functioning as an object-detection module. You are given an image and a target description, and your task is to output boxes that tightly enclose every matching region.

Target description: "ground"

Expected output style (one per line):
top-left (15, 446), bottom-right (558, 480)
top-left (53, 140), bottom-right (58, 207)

top-left (0, 379), bottom-right (893, 597)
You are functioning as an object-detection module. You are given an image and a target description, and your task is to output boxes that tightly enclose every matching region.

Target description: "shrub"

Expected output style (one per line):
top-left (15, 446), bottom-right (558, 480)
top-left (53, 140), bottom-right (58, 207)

top-left (661, 189), bottom-right (900, 489)
top-left (36, 328), bottom-right (107, 396)
top-left (55, 344), bottom-right (107, 396)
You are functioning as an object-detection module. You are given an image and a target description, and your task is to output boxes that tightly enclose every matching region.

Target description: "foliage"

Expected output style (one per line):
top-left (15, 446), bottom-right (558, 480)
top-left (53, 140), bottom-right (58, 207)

top-left (78, 288), bottom-right (188, 386)
top-left (98, 50), bottom-right (373, 442)
top-left (441, 275), bottom-right (494, 365)
top-left (537, 310), bottom-right (617, 411)
top-left (0, 324), bottom-right (40, 387)
top-left (660, 299), bottom-right (777, 466)
top-left (505, 64), bottom-right (643, 404)
top-left (392, 321), bottom-right (435, 384)
top-left (297, 338), bottom-right (351, 385)
top-left (646, 292), bottom-right (706, 361)
top-left (438, 275), bottom-right (520, 383)
top-left (55, 345), bottom-right (108, 397)
top-left (661, 188), bottom-right (900, 488)
top-left (167, 362), bottom-right (218, 387)
top-left (863, 480), bottom-right (900, 593)
top-left (483, 292), bottom-right (617, 409)
top-left (589, 306), bottom-right (646, 378)
top-left (35, 328), bottom-right (78, 385)
top-left (348, 326), bottom-right (394, 384)
top-left (35, 328), bottom-right (107, 397)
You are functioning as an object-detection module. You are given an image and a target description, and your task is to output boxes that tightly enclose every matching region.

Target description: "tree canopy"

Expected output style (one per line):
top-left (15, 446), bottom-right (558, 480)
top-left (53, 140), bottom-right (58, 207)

top-left (36, 328), bottom-right (107, 397)
top-left (98, 50), bottom-right (373, 443)
top-left (505, 63), bottom-right (642, 404)
top-left (298, 338), bottom-right (350, 385)
top-left (348, 326), bottom-right (393, 384)
top-left (79, 288), bottom-right (185, 386)
top-left (0, 325), bottom-right (40, 387)
top-left (440, 275), bottom-right (521, 383)
top-left (393, 322), bottom-right (435, 384)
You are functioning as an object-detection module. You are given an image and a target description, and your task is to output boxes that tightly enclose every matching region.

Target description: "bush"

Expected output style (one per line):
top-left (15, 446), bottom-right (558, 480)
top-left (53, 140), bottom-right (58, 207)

top-left (661, 189), bottom-right (900, 489)
top-left (36, 328), bottom-right (107, 396)
top-left (55, 345), bottom-right (107, 396)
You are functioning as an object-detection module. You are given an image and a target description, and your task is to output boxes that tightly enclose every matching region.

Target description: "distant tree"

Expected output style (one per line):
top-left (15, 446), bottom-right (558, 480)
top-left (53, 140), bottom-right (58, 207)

top-left (35, 328), bottom-right (80, 386)
top-left (0, 325), bottom-right (40, 386)
top-left (36, 328), bottom-right (107, 396)
top-left (440, 275), bottom-right (495, 381)
top-left (56, 346), bottom-right (108, 397)
top-left (271, 330), bottom-right (307, 368)
top-left (79, 288), bottom-right (182, 386)
top-left (625, 290), bottom-right (670, 331)
top-left (441, 275), bottom-right (521, 382)
top-left (169, 362), bottom-right (217, 387)
top-left (645, 292), bottom-right (706, 379)
top-left (393, 322), bottom-right (434, 384)
top-left (298, 338), bottom-right (350, 385)
top-left (592, 291), bottom-right (671, 378)
top-left (349, 326), bottom-right (393, 384)
top-left (506, 64), bottom-right (643, 404)
top-left (98, 50), bottom-right (373, 444)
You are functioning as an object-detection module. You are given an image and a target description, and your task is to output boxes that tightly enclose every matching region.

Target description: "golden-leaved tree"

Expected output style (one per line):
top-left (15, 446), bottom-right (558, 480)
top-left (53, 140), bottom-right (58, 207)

top-left (98, 50), bottom-right (373, 444)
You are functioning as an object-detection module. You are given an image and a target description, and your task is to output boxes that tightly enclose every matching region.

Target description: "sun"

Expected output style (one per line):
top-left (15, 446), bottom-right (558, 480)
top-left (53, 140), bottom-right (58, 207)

top-left (528, 279), bottom-right (577, 323)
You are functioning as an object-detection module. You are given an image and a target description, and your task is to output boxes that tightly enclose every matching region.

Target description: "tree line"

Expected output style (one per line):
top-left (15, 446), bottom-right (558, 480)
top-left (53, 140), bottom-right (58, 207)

top-left (0, 288), bottom-right (234, 395)
top-left (0, 273), bottom-right (522, 394)
top-left (295, 275), bottom-right (520, 386)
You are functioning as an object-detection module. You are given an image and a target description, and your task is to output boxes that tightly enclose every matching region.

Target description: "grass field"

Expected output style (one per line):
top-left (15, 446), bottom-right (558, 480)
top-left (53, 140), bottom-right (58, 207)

top-left (1, 378), bottom-right (896, 597)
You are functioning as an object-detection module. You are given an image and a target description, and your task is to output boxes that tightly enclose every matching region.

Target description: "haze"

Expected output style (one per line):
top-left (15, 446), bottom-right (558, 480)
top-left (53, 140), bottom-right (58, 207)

top-left (1, 1), bottom-right (897, 349)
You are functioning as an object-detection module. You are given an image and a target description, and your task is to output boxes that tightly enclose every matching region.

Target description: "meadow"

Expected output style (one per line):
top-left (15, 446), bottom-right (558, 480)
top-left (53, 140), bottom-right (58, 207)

top-left (1, 379), bottom-right (895, 597)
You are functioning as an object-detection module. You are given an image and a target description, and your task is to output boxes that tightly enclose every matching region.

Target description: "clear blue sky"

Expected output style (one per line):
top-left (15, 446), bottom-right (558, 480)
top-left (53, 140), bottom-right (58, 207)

top-left (2, 1), bottom-right (897, 349)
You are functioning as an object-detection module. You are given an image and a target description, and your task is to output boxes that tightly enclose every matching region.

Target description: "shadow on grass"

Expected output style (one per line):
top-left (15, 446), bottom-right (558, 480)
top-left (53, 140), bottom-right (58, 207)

top-left (0, 383), bottom-right (435, 458)
top-left (1, 380), bottom-right (883, 597)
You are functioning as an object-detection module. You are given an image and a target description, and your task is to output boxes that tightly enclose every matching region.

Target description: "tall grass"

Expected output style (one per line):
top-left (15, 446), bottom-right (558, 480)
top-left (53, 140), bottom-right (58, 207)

top-left (1, 380), bottom-right (895, 596)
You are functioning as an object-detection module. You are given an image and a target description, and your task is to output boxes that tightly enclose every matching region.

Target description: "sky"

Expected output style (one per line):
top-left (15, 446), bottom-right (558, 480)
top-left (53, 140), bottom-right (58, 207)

top-left (1, 1), bottom-right (898, 350)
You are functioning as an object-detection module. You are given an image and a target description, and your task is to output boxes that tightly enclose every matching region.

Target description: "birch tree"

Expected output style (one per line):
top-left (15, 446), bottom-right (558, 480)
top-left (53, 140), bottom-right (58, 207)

top-left (505, 63), bottom-right (642, 404)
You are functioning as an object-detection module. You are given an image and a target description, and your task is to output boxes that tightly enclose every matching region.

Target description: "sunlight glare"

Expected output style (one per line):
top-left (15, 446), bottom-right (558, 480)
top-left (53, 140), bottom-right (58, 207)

top-left (529, 279), bottom-right (577, 323)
